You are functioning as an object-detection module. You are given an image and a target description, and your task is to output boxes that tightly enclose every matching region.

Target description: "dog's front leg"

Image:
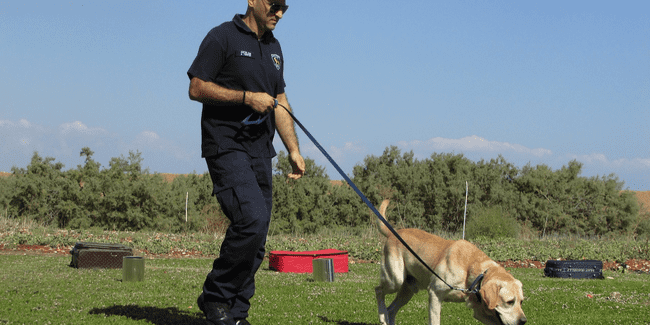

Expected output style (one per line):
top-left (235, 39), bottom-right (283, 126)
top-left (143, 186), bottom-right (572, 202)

top-left (428, 289), bottom-right (443, 325)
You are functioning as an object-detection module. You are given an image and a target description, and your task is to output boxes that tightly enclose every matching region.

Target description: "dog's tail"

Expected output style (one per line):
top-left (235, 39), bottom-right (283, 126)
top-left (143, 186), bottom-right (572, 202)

top-left (375, 199), bottom-right (392, 238)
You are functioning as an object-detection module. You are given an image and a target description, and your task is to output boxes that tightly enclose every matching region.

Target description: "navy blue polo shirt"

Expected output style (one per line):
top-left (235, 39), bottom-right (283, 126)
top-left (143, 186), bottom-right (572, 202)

top-left (188, 14), bottom-right (286, 158)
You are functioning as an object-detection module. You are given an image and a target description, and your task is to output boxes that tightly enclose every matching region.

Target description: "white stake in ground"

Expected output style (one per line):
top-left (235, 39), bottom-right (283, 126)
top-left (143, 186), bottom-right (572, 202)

top-left (462, 181), bottom-right (468, 240)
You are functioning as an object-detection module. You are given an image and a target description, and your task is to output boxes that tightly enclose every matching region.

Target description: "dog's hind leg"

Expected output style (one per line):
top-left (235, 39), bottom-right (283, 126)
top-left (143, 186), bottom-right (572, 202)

top-left (385, 276), bottom-right (418, 325)
top-left (376, 254), bottom-right (406, 325)
top-left (375, 285), bottom-right (391, 325)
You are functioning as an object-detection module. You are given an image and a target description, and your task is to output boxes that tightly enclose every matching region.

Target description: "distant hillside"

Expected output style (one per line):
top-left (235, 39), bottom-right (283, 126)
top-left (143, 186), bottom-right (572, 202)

top-left (635, 191), bottom-right (650, 216)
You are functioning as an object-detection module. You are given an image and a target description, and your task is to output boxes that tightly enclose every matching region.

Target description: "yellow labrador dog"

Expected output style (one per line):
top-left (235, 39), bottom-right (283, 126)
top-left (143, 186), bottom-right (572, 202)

top-left (375, 200), bottom-right (526, 325)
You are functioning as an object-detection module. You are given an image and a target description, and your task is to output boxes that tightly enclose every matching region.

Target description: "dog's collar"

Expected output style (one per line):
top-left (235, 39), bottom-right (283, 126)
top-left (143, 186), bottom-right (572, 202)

top-left (468, 269), bottom-right (489, 296)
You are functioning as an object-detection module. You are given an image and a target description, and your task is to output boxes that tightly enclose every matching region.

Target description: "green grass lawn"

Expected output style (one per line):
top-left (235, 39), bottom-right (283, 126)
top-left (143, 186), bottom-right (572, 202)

top-left (1, 255), bottom-right (648, 324)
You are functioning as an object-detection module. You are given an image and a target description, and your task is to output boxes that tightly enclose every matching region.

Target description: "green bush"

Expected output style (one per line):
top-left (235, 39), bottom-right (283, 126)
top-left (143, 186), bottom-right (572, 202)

top-left (637, 218), bottom-right (650, 239)
top-left (465, 205), bottom-right (520, 240)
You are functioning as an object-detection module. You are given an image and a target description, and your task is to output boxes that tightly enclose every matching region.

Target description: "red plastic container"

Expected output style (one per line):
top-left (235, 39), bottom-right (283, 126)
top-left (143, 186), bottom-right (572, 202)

top-left (269, 249), bottom-right (349, 273)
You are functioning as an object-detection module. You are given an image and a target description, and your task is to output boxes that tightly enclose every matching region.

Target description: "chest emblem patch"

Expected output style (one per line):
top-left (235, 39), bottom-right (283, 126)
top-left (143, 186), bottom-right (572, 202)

top-left (271, 54), bottom-right (281, 70)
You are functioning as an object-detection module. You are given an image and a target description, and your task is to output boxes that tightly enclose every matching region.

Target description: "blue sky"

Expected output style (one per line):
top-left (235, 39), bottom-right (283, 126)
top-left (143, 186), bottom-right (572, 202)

top-left (1, 1), bottom-right (649, 190)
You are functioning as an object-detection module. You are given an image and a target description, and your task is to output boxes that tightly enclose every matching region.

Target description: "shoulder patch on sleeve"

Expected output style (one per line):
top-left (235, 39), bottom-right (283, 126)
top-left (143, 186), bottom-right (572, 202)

top-left (271, 54), bottom-right (281, 70)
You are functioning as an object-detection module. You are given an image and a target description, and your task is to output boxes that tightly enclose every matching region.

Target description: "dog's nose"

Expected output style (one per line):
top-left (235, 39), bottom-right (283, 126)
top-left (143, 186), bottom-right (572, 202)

top-left (518, 317), bottom-right (527, 325)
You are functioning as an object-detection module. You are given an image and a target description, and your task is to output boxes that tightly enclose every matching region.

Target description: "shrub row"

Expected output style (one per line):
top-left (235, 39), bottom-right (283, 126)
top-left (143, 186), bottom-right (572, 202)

top-left (0, 146), bottom-right (645, 238)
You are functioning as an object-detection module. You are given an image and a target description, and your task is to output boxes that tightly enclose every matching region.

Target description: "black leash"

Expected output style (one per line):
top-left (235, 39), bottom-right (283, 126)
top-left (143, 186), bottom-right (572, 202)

top-left (274, 101), bottom-right (482, 295)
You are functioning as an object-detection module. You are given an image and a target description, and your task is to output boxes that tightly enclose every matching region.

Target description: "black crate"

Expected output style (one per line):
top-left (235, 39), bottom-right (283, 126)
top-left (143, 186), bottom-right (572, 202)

top-left (544, 260), bottom-right (603, 279)
top-left (69, 242), bottom-right (133, 269)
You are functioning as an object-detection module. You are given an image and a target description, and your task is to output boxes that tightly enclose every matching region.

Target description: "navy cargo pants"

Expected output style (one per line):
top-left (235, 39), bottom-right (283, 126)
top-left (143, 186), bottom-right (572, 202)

top-left (203, 150), bottom-right (273, 320)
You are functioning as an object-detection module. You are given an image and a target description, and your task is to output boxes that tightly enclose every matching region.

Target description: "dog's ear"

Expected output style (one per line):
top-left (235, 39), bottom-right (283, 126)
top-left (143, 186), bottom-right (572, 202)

top-left (479, 281), bottom-right (501, 310)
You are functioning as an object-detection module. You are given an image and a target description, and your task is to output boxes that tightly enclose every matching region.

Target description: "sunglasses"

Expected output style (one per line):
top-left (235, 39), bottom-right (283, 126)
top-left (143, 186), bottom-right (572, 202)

top-left (269, 3), bottom-right (289, 14)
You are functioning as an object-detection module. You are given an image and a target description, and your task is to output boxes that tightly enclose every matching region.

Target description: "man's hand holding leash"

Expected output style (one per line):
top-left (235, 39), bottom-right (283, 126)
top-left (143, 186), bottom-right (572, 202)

top-left (272, 94), bottom-right (305, 180)
top-left (243, 91), bottom-right (277, 115)
top-left (241, 92), bottom-right (305, 180)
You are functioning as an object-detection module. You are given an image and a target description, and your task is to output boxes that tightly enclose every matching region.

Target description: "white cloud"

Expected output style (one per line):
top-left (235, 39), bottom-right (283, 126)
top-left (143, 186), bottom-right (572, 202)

top-left (398, 135), bottom-right (553, 157)
top-left (129, 130), bottom-right (193, 163)
top-left (282, 139), bottom-right (366, 162)
top-left (0, 119), bottom-right (34, 129)
top-left (59, 121), bottom-right (107, 136)
top-left (134, 131), bottom-right (161, 144)
top-left (331, 141), bottom-right (366, 155)
top-left (0, 118), bottom-right (43, 131)
top-left (570, 153), bottom-right (608, 164)
top-left (569, 154), bottom-right (650, 170)
top-left (18, 119), bottom-right (31, 128)
top-left (0, 118), bottom-right (47, 148)
top-left (562, 154), bottom-right (650, 189)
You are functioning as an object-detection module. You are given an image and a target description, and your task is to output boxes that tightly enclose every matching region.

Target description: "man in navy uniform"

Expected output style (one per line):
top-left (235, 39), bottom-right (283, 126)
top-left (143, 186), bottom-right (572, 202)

top-left (187, 1), bottom-right (304, 324)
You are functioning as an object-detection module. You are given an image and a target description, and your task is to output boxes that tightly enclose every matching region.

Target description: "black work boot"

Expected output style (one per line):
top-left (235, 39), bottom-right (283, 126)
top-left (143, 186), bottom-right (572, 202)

top-left (197, 293), bottom-right (235, 325)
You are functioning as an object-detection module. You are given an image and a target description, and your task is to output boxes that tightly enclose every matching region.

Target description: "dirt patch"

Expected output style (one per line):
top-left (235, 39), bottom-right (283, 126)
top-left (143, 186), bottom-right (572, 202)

top-left (499, 260), bottom-right (546, 269)
top-left (0, 244), bottom-right (71, 257)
